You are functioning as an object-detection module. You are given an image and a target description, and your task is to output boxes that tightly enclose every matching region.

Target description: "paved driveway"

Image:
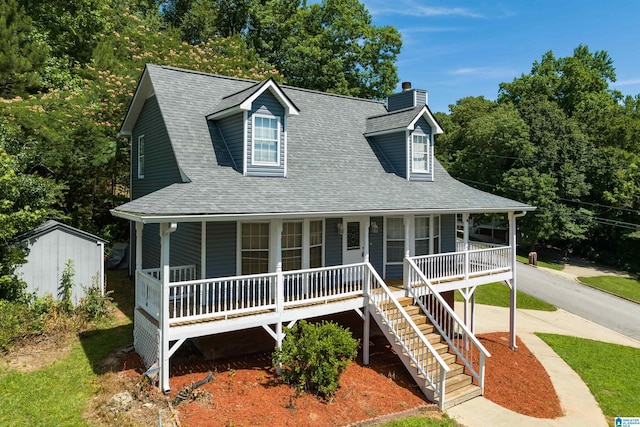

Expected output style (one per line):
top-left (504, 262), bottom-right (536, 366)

top-left (516, 262), bottom-right (640, 341)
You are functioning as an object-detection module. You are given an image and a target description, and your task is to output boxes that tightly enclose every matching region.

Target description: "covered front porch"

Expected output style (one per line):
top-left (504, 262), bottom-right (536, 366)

top-left (128, 211), bottom-right (524, 408)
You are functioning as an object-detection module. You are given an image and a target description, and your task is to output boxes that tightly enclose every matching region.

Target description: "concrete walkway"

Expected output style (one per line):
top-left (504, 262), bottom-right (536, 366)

top-left (447, 304), bottom-right (640, 426)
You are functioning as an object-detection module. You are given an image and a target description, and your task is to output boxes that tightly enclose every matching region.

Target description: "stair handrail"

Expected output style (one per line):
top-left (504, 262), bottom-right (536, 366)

top-left (405, 257), bottom-right (491, 393)
top-left (365, 263), bottom-right (450, 407)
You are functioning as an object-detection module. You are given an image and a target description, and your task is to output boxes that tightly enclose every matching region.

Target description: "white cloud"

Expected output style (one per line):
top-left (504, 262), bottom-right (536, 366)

top-left (612, 78), bottom-right (640, 87)
top-left (450, 67), bottom-right (517, 79)
top-left (365, 1), bottom-right (483, 18)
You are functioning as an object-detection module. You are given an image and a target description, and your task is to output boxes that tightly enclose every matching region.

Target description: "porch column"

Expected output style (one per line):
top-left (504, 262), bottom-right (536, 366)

top-left (462, 213), bottom-right (470, 251)
top-left (200, 221), bottom-right (207, 279)
top-left (403, 215), bottom-right (412, 292)
top-left (363, 217), bottom-right (370, 263)
top-left (159, 222), bottom-right (177, 393)
top-left (471, 290), bottom-right (476, 334)
top-left (135, 222), bottom-right (143, 273)
top-left (508, 212), bottom-right (517, 350)
top-left (271, 220), bottom-right (285, 353)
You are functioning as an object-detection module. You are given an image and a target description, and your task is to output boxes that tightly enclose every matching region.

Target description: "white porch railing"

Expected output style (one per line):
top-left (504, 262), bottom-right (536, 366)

top-left (169, 272), bottom-right (278, 322)
top-left (366, 263), bottom-right (449, 409)
top-left (412, 245), bottom-right (511, 284)
top-left (282, 263), bottom-right (366, 307)
top-left (406, 257), bottom-right (490, 393)
top-left (138, 263), bottom-right (368, 325)
top-left (136, 270), bottom-right (162, 321)
top-left (142, 264), bottom-right (197, 282)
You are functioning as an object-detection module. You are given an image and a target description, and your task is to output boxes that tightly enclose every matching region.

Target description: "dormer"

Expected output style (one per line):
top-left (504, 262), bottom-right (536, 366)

top-left (365, 82), bottom-right (443, 182)
top-left (207, 78), bottom-right (299, 177)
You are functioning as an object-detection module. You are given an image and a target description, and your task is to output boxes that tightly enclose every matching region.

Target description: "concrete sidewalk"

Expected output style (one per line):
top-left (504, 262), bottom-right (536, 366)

top-left (446, 305), bottom-right (640, 427)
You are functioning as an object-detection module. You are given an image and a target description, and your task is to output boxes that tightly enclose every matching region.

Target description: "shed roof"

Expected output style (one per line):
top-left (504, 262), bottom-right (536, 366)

top-left (17, 220), bottom-right (108, 244)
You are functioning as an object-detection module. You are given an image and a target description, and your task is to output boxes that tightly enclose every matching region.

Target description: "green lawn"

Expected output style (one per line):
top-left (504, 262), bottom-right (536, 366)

top-left (0, 271), bottom-right (134, 427)
top-left (577, 276), bottom-right (640, 303)
top-left (454, 282), bottom-right (556, 311)
top-left (380, 415), bottom-right (460, 426)
top-left (537, 333), bottom-right (640, 424)
top-left (516, 254), bottom-right (564, 271)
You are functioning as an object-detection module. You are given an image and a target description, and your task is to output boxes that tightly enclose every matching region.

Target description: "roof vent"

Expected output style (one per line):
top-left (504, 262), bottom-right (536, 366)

top-left (401, 81), bottom-right (412, 91)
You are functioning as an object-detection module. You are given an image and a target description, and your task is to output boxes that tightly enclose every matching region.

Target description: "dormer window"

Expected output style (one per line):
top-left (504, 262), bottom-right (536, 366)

top-left (252, 115), bottom-right (280, 165)
top-left (412, 133), bottom-right (429, 172)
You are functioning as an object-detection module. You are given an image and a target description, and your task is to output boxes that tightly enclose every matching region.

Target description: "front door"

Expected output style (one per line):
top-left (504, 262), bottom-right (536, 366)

top-left (343, 218), bottom-right (364, 265)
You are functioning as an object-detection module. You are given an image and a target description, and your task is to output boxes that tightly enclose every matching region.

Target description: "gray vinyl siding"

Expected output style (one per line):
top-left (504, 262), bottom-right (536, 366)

top-left (206, 222), bottom-right (236, 277)
top-left (371, 133), bottom-right (407, 178)
top-left (369, 216), bottom-right (384, 273)
top-left (409, 118), bottom-right (433, 182)
top-left (440, 214), bottom-right (456, 253)
top-left (247, 91), bottom-right (285, 177)
top-left (217, 113), bottom-right (244, 171)
top-left (387, 90), bottom-right (415, 112)
top-left (325, 218), bottom-right (343, 266)
top-left (131, 95), bottom-right (183, 199)
top-left (415, 90), bottom-right (427, 106)
top-left (170, 222), bottom-right (201, 275)
top-left (386, 264), bottom-right (403, 279)
top-left (142, 223), bottom-right (160, 269)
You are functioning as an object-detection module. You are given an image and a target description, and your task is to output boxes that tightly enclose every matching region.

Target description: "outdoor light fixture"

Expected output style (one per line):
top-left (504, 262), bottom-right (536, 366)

top-left (370, 221), bottom-right (379, 233)
top-left (337, 223), bottom-right (344, 235)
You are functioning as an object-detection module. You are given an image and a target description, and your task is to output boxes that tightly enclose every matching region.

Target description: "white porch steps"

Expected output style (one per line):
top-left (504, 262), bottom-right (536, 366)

top-left (372, 296), bottom-right (482, 410)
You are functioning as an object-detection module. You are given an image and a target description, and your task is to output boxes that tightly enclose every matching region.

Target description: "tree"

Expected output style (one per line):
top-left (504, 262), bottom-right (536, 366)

top-left (0, 146), bottom-right (63, 300)
top-left (247, 0), bottom-right (401, 99)
top-left (0, 0), bottom-right (49, 97)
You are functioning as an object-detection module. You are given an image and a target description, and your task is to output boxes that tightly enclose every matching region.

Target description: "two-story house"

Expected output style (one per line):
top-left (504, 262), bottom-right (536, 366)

top-left (112, 64), bottom-right (534, 410)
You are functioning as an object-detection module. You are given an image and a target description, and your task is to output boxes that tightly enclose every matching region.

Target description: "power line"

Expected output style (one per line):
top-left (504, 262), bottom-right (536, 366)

top-left (458, 177), bottom-right (640, 215)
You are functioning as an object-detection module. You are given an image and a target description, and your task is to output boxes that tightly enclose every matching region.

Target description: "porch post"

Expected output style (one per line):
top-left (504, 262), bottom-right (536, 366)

top-left (135, 222), bottom-right (143, 273)
top-left (200, 221), bottom-right (207, 279)
top-left (463, 288), bottom-right (469, 329)
top-left (272, 220), bottom-right (285, 374)
top-left (363, 217), bottom-right (370, 263)
top-left (403, 215), bottom-right (412, 293)
top-left (471, 290), bottom-right (476, 334)
top-left (462, 213), bottom-right (470, 251)
top-left (508, 212), bottom-right (518, 350)
top-left (159, 222), bottom-right (177, 393)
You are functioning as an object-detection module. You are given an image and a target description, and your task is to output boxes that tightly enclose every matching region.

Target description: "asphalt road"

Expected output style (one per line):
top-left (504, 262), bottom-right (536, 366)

top-left (515, 263), bottom-right (640, 342)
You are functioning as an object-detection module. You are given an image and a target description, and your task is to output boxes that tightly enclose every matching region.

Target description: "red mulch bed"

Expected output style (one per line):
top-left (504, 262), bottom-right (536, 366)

top-left (115, 332), bottom-right (563, 426)
top-left (478, 332), bottom-right (563, 418)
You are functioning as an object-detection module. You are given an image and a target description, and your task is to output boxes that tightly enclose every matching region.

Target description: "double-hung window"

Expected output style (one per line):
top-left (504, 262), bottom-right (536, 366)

top-left (137, 135), bottom-right (145, 178)
top-left (252, 115), bottom-right (279, 165)
top-left (309, 220), bottom-right (323, 268)
top-left (386, 217), bottom-right (405, 264)
top-left (241, 223), bottom-right (270, 275)
top-left (282, 222), bottom-right (303, 271)
top-left (412, 133), bottom-right (429, 172)
top-left (415, 216), bottom-right (430, 256)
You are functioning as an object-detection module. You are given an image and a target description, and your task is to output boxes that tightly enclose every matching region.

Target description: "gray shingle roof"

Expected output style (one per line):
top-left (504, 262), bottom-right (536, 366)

top-left (114, 65), bottom-right (532, 219)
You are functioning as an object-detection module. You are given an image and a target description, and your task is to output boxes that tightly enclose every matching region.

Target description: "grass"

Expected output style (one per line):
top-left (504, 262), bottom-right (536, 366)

top-left (516, 254), bottom-right (564, 271)
top-left (454, 282), bottom-right (556, 311)
top-left (0, 271), bottom-right (134, 427)
top-left (537, 333), bottom-right (640, 424)
top-left (577, 276), bottom-right (640, 303)
top-left (380, 414), bottom-right (460, 426)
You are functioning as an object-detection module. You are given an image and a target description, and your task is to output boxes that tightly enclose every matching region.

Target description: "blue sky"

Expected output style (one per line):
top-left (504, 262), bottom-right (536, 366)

top-left (361, 0), bottom-right (640, 113)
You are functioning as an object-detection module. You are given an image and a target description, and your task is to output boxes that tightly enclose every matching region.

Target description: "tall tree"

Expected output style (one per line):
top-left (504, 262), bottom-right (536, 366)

top-left (248, 0), bottom-right (401, 99)
top-left (0, 0), bottom-right (48, 97)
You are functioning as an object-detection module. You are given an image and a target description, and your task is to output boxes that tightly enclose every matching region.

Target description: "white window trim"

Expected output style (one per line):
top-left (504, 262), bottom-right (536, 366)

top-left (251, 113), bottom-right (281, 166)
top-left (384, 217), bottom-right (405, 266)
top-left (137, 135), bottom-right (145, 179)
top-left (411, 133), bottom-right (430, 173)
top-left (236, 221), bottom-right (271, 275)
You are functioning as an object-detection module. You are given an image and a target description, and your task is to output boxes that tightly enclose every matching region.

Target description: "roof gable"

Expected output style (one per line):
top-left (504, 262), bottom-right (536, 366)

top-left (207, 78), bottom-right (300, 120)
top-left (17, 220), bottom-right (108, 244)
top-left (365, 105), bottom-right (443, 137)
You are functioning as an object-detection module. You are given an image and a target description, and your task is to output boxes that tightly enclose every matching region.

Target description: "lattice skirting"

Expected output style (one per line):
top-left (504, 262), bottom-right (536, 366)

top-left (134, 309), bottom-right (159, 369)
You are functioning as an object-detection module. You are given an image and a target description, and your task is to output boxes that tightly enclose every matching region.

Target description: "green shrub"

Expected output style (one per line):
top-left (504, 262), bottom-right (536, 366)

top-left (272, 320), bottom-right (358, 399)
top-left (77, 283), bottom-right (115, 322)
top-left (0, 300), bottom-right (46, 351)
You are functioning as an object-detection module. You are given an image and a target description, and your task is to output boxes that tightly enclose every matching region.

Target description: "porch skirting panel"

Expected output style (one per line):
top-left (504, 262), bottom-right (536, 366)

top-left (134, 308), bottom-right (160, 369)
